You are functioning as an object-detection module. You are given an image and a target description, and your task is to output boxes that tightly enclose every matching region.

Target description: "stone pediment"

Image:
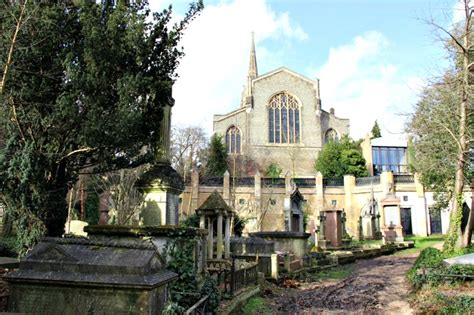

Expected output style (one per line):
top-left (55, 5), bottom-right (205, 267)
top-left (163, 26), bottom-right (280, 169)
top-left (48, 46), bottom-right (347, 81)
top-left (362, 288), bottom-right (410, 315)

top-left (254, 67), bottom-right (317, 86)
top-left (28, 243), bottom-right (78, 263)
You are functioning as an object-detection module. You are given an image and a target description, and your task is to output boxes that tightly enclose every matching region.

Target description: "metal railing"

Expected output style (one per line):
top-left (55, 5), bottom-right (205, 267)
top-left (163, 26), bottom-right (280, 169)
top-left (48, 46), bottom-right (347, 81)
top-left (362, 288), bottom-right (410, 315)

top-left (394, 175), bottom-right (414, 183)
top-left (262, 178), bottom-right (285, 187)
top-left (293, 178), bottom-right (316, 187)
top-left (323, 177), bottom-right (344, 187)
top-left (199, 177), bottom-right (224, 186)
top-left (234, 177), bottom-right (255, 186)
top-left (355, 176), bottom-right (380, 186)
top-left (227, 261), bottom-right (258, 294)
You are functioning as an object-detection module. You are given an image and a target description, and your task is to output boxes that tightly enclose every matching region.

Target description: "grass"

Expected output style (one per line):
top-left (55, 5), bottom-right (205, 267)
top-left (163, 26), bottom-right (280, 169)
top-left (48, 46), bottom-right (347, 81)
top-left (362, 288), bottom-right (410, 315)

top-left (393, 234), bottom-right (445, 256)
top-left (317, 264), bottom-right (354, 280)
top-left (240, 296), bottom-right (271, 315)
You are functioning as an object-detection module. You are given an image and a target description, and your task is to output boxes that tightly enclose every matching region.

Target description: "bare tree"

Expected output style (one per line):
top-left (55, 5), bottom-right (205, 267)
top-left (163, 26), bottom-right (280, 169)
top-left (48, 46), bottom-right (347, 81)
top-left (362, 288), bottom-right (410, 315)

top-left (170, 126), bottom-right (207, 181)
top-left (418, 0), bottom-right (474, 248)
top-left (92, 166), bottom-right (147, 225)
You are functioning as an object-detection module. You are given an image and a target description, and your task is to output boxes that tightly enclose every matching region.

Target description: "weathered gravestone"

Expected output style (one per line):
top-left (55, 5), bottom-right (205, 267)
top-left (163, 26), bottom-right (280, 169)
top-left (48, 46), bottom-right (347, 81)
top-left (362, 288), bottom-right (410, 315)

top-left (5, 237), bottom-right (177, 315)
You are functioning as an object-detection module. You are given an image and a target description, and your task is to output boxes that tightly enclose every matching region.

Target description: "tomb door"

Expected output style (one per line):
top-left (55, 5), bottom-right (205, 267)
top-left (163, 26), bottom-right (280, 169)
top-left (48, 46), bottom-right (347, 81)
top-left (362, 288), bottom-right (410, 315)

top-left (429, 208), bottom-right (442, 234)
top-left (400, 207), bottom-right (413, 235)
top-left (291, 214), bottom-right (300, 232)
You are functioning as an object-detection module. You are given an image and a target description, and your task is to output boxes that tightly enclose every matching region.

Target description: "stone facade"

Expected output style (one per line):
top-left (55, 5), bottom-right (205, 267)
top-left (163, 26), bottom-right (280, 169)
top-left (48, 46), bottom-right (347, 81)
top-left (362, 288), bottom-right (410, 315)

top-left (213, 37), bottom-right (349, 177)
top-left (180, 171), bottom-right (473, 240)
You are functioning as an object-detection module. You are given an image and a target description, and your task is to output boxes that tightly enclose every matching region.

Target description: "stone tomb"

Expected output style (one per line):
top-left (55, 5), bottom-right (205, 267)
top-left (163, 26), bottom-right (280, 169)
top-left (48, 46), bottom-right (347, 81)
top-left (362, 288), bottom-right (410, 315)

top-left (318, 209), bottom-right (344, 249)
top-left (5, 237), bottom-right (177, 315)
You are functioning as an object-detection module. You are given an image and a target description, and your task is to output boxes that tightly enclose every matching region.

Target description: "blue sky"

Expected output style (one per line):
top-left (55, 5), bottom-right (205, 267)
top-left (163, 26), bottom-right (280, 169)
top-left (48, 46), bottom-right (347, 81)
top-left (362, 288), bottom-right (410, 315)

top-left (150, 0), bottom-right (461, 140)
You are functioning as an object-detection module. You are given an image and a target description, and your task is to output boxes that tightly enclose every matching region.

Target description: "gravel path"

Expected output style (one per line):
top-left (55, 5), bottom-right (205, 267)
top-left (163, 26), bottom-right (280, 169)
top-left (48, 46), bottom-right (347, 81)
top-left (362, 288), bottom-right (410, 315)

top-left (267, 253), bottom-right (417, 314)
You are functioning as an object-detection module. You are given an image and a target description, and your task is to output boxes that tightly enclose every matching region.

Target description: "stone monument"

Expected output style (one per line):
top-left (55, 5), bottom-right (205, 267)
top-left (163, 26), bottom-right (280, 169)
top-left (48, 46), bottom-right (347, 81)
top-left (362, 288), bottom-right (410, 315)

top-left (319, 209), bottom-right (344, 249)
top-left (5, 237), bottom-right (177, 314)
top-left (137, 102), bottom-right (184, 226)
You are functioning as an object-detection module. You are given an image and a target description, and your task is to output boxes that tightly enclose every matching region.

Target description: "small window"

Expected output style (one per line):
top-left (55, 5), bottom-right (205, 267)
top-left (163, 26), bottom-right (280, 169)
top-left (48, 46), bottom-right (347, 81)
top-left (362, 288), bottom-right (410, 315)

top-left (331, 200), bottom-right (337, 206)
top-left (239, 199), bottom-right (245, 205)
top-left (325, 129), bottom-right (339, 143)
top-left (270, 199), bottom-right (276, 205)
top-left (403, 196), bottom-right (408, 202)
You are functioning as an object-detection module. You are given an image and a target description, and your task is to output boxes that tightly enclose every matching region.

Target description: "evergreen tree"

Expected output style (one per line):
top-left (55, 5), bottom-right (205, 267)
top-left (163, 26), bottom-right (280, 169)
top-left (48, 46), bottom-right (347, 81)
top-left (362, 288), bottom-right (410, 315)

top-left (205, 134), bottom-right (228, 176)
top-left (0, 1), bottom-right (203, 252)
top-left (315, 135), bottom-right (368, 178)
top-left (371, 120), bottom-right (382, 138)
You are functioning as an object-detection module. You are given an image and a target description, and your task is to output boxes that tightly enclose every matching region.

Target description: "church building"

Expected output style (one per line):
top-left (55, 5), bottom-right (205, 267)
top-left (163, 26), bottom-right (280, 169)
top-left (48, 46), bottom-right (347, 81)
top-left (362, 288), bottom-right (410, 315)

top-left (213, 35), bottom-right (349, 177)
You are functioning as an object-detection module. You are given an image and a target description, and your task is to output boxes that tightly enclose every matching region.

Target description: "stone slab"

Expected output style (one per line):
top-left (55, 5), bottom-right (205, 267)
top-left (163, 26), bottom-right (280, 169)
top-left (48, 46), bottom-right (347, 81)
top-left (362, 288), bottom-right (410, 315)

top-left (443, 253), bottom-right (474, 266)
top-left (0, 257), bottom-right (19, 269)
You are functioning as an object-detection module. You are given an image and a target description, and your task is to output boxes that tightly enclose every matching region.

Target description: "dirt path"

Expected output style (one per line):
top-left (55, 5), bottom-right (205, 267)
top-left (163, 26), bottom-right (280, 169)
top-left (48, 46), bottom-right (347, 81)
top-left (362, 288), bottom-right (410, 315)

top-left (266, 253), bottom-right (417, 314)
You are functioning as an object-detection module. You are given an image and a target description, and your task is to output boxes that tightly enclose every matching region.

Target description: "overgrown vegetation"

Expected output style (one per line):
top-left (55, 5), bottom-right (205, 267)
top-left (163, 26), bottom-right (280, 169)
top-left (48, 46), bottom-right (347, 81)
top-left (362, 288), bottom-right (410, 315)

top-left (314, 135), bottom-right (368, 178)
top-left (240, 296), bottom-right (271, 315)
top-left (0, 0), bottom-right (203, 253)
top-left (164, 228), bottom-right (221, 313)
top-left (407, 247), bottom-right (474, 289)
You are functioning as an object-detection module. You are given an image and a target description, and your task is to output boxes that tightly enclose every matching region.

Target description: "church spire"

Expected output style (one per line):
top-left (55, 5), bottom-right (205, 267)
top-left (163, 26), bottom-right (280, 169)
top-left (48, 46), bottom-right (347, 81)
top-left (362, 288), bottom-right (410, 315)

top-left (243, 32), bottom-right (257, 109)
top-left (248, 32), bottom-right (258, 80)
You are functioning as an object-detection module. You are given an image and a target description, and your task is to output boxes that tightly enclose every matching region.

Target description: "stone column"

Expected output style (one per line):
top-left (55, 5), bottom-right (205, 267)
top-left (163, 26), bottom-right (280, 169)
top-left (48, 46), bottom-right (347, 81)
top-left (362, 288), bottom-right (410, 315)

top-left (199, 215), bottom-right (205, 229)
top-left (207, 217), bottom-right (213, 259)
top-left (216, 213), bottom-right (223, 259)
top-left (223, 170), bottom-right (230, 204)
top-left (344, 175), bottom-right (356, 237)
top-left (191, 169), bottom-right (200, 211)
top-left (315, 172), bottom-right (324, 215)
top-left (224, 216), bottom-right (231, 259)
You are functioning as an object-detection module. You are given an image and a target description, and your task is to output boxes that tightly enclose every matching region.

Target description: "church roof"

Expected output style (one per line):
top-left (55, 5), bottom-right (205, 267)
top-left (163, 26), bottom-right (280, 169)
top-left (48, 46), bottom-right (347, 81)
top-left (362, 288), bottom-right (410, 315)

top-left (254, 67), bottom-right (319, 87)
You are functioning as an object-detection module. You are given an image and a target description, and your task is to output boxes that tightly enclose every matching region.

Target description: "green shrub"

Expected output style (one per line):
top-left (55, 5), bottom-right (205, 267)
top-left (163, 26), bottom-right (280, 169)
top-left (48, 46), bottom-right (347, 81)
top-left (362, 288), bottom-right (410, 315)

top-left (200, 275), bottom-right (221, 314)
top-left (407, 247), bottom-right (444, 289)
top-left (408, 247), bottom-right (474, 289)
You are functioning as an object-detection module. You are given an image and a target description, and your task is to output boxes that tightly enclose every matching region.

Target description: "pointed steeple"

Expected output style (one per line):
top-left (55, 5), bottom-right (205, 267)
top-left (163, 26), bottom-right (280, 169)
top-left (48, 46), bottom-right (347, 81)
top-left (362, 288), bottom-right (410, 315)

top-left (244, 32), bottom-right (257, 109)
top-left (248, 32), bottom-right (258, 80)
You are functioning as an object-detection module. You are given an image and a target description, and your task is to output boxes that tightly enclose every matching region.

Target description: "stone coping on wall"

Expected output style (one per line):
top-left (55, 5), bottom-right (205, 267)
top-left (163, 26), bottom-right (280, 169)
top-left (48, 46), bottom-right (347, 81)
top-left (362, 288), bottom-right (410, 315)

top-left (249, 231), bottom-right (311, 239)
top-left (84, 225), bottom-right (208, 237)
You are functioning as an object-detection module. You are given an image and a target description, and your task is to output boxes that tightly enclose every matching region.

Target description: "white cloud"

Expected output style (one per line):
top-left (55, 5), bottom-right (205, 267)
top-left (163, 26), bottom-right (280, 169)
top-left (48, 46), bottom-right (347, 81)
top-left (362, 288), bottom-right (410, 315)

top-left (314, 31), bottom-right (423, 141)
top-left (451, 0), bottom-right (466, 26)
top-left (170, 0), bottom-right (307, 135)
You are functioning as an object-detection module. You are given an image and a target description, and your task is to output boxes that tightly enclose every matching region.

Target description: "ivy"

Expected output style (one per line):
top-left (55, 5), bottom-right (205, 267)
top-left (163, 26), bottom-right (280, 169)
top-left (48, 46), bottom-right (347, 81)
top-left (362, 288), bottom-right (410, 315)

top-left (163, 228), bottom-right (221, 313)
top-left (443, 194), bottom-right (464, 253)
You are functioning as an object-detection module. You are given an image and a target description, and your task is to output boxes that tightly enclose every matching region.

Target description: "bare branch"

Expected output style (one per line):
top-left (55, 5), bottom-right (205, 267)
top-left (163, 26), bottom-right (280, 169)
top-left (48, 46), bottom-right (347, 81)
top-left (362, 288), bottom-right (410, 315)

top-left (0, 0), bottom-right (28, 94)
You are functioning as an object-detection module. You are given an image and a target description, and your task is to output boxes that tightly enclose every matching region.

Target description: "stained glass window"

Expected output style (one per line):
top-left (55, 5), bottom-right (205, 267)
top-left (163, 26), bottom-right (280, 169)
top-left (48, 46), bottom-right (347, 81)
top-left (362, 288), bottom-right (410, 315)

top-left (268, 92), bottom-right (300, 144)
top-left (226, 126), bottom-right (241, 154)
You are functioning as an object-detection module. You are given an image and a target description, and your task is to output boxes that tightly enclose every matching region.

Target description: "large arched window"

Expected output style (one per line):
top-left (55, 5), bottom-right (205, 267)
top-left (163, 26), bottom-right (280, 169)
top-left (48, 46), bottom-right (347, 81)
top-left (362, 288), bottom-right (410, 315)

top-left (226, 126), bottom-right (241, 154)
top-left (325, 128), bottom-right (339, 143)
top-left (268, 92), bottom-right (300, 144)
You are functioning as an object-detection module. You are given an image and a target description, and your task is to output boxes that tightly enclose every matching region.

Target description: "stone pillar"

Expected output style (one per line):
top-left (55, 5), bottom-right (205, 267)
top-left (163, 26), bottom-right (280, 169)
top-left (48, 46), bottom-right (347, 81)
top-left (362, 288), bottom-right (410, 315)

top-left (223, 171), bottom-right (230, 205)
top-left (271, 254), bottom-right (279, 279)
top-left (284, 197), bottom-right (291, 231)
top-left (344, 175), bottom-right (356, 237)
top-left (155, 104), bottom-right (172, 162)
top-left (191, 169), bottom-right (200, 211)
top-left (380, 171), bottom-right (394, 196)
top-left (199, 215), bottom-right (205, 229)
top-left (315, 172), bottom-right (324, 215)
top-left (224, 216), bottom-right (231, 259)
top-left (207, 217), bottom-right (213, 259)
top-left (216, 213), bottom-right (223, 259)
